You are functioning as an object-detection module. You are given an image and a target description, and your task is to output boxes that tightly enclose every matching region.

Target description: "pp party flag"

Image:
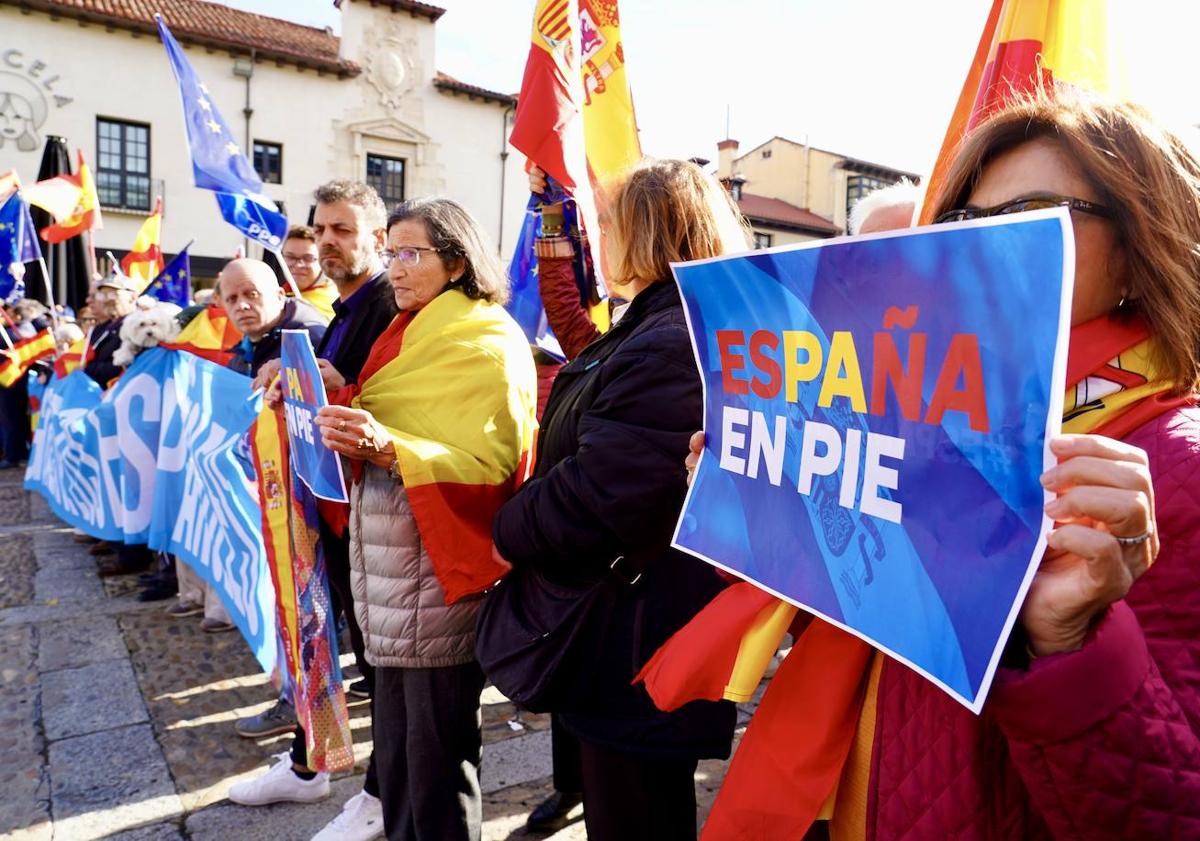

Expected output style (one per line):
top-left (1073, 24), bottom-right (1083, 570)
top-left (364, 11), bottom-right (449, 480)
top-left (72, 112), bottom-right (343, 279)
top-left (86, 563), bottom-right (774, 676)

top-left (0, 327), bottom-right (56, 387)
top-left (121, 198), bottom-right (163, 289)
top-left (155, 17), bottom-right (288, 251)
top-left (919, 0), bottom-right (1128, 223)
top-left (0, 192), bottom-right (42, 301)
top-left (147, 247), bottom-right (192, 308)
top-left (38, 151), bottom-right (103, 244)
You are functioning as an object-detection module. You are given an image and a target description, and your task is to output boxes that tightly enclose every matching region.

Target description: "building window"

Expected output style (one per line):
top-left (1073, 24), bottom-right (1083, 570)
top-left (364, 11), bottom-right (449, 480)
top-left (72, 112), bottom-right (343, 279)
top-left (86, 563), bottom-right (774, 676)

top-left (846, 174), bottom-right (895, 224)
top-left (96, 118), bottom-right (151, 211)
top-left (366, 154), bottom-right (405, 209)
top-left (754, 232), bottom-right (773, 249)
top-left (761, 149), bottom-right (772, 159)
top-left (253, 141), bottom-right (282, 184)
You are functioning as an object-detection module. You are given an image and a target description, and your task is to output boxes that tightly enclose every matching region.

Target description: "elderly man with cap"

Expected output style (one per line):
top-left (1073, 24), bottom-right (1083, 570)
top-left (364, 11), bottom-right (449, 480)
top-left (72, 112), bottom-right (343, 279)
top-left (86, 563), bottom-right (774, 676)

top-left (219, 258), bottom-right (327, 377)
top-left (84, 269), bottom-right (139, 388)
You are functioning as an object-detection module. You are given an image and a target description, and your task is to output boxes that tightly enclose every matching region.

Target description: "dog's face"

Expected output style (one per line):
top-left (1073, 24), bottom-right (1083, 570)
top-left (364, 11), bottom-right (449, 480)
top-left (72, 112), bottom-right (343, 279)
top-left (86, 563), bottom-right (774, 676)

top-left (119, 308), bottom-right (180, 349)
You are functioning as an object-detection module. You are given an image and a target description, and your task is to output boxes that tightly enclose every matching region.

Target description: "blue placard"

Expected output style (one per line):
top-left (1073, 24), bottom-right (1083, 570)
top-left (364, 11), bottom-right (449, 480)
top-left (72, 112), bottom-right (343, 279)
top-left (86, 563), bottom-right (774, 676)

top-left (280, 330), bottom-right (348, 503)
top-left (672, 210), bottom-right (1074, 712)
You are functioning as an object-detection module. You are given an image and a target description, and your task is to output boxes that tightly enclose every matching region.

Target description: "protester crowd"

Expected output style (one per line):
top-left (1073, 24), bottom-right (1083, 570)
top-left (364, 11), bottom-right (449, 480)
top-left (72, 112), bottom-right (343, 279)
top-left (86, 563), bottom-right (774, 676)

top-left (1, 87), bottom-right (1198, 841)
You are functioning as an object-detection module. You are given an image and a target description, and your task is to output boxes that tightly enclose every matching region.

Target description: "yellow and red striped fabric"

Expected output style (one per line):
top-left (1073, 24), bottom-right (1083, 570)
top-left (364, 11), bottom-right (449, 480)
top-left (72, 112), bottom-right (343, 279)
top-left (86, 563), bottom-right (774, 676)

top-left (920, 0), bottom-right (1128, 223)
top-left (352, 290), bottom-right (537, 604)
top-left (121, 197), bottom-right (163, 290)
top-left (53, 336), bottom-right (86, 379)
top-left (161, 305), bottom-right (242, 366)
top-left (0, 328), bottom-right (55, 387)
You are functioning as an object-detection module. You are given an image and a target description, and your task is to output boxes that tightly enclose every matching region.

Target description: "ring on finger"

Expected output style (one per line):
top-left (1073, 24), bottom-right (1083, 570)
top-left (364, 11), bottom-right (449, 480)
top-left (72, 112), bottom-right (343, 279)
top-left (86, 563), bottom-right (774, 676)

top-left (1113, 529), bottom-right (1153, 546)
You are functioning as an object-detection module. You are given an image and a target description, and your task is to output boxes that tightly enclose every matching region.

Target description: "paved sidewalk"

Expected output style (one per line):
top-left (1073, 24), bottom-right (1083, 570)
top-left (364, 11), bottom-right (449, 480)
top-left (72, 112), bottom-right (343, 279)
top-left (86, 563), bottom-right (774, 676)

top-left (0, 466), bottom-right (760, 840)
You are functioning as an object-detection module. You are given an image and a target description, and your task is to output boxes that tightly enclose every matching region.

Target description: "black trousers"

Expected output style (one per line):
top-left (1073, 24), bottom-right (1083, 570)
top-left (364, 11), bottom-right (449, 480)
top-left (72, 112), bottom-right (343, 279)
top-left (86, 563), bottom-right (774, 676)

top-left (577, 737), bottom-right (699, 841)
top-left (550, 713), bottom-right (583, 793)
top-left (321, 519), bottom-right (374, 692)
top-left (374, 662), bottom-right (485, 841)
top-left (0, 378), bottom-right (28, 463)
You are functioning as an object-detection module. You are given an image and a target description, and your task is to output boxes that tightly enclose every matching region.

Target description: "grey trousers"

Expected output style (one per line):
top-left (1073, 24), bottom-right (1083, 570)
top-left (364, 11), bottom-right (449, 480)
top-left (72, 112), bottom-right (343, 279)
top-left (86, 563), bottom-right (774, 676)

top-left (373, 661), bottom-right (486, 841)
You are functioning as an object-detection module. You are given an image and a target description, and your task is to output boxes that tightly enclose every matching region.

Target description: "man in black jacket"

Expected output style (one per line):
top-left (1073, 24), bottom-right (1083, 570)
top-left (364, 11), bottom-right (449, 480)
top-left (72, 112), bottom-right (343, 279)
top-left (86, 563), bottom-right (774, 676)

top-left (232, 182), bottom-right (396, 838)
top-left (84, 271), bottom-right (139, 388)
top-left (218, 258), bottom-right (326, 377)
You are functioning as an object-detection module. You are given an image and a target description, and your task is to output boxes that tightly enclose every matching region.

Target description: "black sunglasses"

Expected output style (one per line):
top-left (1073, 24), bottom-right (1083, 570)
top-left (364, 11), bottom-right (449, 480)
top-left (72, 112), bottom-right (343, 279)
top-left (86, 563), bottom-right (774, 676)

top-left (934, 194), bottom-right (1114, 225)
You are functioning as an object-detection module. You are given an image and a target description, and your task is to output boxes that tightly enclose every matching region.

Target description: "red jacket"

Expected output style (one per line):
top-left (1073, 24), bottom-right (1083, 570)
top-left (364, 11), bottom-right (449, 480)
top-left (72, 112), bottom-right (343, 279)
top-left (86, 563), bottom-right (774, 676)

top-left (864, 406), bottom-right (1200, 840)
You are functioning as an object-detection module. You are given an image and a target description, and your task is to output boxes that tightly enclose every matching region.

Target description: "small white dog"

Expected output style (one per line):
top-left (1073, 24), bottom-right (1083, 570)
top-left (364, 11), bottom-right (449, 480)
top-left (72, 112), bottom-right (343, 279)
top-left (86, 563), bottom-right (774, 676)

top-left (113, 298), bottom-right (183, 367)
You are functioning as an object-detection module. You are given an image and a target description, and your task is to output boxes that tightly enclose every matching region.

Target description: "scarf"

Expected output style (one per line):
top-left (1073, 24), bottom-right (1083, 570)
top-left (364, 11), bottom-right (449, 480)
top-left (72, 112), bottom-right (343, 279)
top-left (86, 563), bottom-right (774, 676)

top-left (352, 290), bottom-right (538, 604)
top-left (637, 313), bottom-right (1191, 840)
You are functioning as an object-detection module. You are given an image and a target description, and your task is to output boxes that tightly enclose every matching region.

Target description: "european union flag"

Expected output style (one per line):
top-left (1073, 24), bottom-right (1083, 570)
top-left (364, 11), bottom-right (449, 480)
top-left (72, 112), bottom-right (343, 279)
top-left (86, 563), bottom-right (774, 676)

top-left (0, 192), bottom-right (41, 302)
top-left (147, 247), bottom-right (192, 308)
top-left (155, 16), bottom-right (288, 249)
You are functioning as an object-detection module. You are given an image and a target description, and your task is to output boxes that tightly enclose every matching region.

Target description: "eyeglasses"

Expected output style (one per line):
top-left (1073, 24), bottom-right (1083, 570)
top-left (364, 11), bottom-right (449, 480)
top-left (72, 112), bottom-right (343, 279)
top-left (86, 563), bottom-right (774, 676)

top-left (934, 195), bottom-right (1114, 225)
top-left (382, 246), bottom-right (442, 267)
top-left (282, 254), bottom-right (318, 266)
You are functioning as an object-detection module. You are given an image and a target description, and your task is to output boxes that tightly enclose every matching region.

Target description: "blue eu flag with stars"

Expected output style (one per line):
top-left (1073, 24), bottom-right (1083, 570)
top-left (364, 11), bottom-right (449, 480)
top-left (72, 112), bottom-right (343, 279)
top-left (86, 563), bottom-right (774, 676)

top-left (0, 192), bottom-right (42, 302)
top-left (147, 247), bottom-right (192, 309)
top-left (156, 17), bottom-right (288, 250)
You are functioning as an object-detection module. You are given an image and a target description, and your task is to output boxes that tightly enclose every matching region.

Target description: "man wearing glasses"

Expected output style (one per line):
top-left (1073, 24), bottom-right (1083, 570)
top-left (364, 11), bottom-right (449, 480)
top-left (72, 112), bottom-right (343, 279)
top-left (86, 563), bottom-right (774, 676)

top-left (282, 225), bottom-right (338, 322)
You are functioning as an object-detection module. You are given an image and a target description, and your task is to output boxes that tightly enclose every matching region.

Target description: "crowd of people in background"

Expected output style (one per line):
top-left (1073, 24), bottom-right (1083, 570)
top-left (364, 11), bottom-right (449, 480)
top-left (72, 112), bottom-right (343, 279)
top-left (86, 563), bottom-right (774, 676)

top-left (1, 87), bottom-right (1198, 841)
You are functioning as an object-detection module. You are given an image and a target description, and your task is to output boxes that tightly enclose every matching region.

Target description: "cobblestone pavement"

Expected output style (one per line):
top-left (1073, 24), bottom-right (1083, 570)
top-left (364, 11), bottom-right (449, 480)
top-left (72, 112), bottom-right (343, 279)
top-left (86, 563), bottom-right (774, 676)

top-left (0, 466), bottom-right (764, 840)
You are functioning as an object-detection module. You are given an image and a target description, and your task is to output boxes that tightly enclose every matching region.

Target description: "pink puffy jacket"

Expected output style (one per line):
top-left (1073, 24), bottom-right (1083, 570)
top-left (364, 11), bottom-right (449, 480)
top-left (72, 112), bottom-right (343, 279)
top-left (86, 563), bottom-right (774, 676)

top-left (865, 407), bottom-right (1200, 840)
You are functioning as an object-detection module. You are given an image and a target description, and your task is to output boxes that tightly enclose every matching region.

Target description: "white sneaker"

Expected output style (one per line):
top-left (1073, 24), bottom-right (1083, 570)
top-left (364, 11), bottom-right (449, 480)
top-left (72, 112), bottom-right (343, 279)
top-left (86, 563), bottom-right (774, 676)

top-left (311, 790), bottom-right (385, 841)
top-left (228, 752), bottom-right (330, 806)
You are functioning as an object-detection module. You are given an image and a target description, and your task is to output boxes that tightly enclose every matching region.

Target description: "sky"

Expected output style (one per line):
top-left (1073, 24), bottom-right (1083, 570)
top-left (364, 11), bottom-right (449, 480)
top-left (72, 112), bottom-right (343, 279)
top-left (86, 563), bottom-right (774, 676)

top-left (224, 0), bottom-right (1200, 177)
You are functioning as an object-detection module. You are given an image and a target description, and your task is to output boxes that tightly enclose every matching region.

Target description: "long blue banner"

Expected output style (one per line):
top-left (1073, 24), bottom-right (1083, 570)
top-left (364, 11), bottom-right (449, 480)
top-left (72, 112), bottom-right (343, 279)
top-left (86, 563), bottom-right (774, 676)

top-left (26, 348), bottom-right (278, 674)
top-left (672, 211), bottom-right (1073, 712)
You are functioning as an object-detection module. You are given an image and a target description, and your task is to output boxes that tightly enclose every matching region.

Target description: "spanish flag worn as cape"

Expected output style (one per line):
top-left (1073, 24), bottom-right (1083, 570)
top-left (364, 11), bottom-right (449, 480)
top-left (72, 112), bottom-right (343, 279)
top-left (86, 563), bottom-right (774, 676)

top-left (353, 290), bottom-right (538, 604)
top-left (0, 327), bottom-right (55, 387)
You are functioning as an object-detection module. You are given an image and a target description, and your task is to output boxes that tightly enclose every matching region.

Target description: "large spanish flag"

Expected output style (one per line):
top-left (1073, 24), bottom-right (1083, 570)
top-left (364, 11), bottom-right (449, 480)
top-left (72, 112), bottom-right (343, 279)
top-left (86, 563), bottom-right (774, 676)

top-left (919, 0), bottom-right (1128, 223)
top-left (353, 290), bottom-right (537, 603)
top-left (578, 0), bottom-right (641, 191)
top-left (121, 197), bottom-right (164, 289)
top-left (0, 327), bottom-right (56, 387)
top-left (162, 304), bottom-right (241, 366)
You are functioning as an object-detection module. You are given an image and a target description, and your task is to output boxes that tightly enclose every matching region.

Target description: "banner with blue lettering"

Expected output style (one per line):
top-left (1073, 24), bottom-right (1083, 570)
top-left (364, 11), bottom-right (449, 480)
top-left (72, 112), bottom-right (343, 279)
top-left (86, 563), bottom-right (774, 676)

top-left (673, 210), bottom-right (1073, 712)
top-left (25, 349), bottom-right (278, 675)
top-left (280, 330), bottom-right (348, 502)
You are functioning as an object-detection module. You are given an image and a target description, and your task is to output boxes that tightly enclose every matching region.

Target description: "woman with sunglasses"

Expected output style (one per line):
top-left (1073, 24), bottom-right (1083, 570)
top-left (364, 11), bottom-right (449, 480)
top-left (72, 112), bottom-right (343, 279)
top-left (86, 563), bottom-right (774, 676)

top-left (309, 198), bottom-right (538, 841)
top-left (674, 92), bottom-right (1200, 839)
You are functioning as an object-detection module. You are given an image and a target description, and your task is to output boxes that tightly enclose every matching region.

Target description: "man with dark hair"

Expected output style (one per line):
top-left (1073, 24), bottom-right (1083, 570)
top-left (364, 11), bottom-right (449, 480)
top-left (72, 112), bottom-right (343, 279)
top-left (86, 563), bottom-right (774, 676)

top-left (283, 225), bottom-right (338, 321)
top-left (233, 181), bottom-right (396, 841)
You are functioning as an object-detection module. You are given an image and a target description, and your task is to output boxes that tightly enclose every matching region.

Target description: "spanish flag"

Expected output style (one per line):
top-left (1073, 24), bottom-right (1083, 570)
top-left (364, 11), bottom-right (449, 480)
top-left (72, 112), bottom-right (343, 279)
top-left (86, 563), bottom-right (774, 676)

top-left (121, 197), bottom-right (164, 289)
top-left (53, 335), bottom-right (86, 379)
top-left (0, 327), bottom-right (56, 387)
top-left (353, 290), bottom-right (537, 603)
top-left (920, 0), bottom-right (1128, 222)
top-left (578, 0), bottom-right (641, 192)
top-left (38, 151), bottom-right (104, 244)
top-left (161, 304), bottom-right (241, 366)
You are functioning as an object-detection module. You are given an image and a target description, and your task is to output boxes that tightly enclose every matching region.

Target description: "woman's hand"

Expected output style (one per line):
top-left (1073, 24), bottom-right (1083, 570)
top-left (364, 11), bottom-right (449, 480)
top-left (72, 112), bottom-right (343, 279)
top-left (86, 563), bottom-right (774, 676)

top-left (315, 404), bottom-right (395, 468)
top-left (316, 358), bottom-right (346, 392)
top-left (1023, 434), bottom-right (1158, 656)
top-left (529, 164), bottom-right (548, 196)
top-left (685, 431), bottom-right (704, 487)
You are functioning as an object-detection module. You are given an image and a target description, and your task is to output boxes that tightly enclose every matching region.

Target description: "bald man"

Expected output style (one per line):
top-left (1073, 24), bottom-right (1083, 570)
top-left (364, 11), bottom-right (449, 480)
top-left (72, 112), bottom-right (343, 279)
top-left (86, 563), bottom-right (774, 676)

top-left (218, 258), bottom-right (327, 377)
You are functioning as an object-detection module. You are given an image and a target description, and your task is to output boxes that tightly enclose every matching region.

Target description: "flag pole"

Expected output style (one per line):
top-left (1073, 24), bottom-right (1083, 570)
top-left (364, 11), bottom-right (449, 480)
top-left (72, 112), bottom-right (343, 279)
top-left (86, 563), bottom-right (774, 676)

top-left (36, 256), bottom-right (60, 330)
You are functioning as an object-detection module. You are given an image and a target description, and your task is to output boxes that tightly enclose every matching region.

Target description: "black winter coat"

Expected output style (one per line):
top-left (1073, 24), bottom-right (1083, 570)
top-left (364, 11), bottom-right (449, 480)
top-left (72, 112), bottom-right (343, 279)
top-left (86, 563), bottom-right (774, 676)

top-left (492, 280), bottom-right (736, 761)
top-left (83, 318), bottom-right (125, 387)
top-left (314, 272), bottom-right (398, 385)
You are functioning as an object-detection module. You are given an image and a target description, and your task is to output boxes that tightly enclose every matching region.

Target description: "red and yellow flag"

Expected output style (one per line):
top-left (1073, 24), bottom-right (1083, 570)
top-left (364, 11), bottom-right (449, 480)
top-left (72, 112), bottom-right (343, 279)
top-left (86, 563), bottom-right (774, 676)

top-left (0, 327), bottom-right (55, 387)
top-left (38, 151), bottom-right (104, 244)
top-left (920, 0), bottom-right (1129, 223)
top-left (53, 335), bottom-right (86, 379)
top-left (353, 291), bottom-right (536, 603)
top-left (121, 197), bottom-right (163, 289)
top-left (161, 304), bottom-right (241, 366)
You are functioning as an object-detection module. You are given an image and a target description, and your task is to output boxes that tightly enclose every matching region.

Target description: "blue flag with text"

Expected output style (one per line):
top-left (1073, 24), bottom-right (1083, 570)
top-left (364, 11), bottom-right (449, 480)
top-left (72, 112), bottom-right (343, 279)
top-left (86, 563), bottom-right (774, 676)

top-left (280, 330), bottom-right (348, 502)
top-left (672, 210), bottom-right (1073, 712)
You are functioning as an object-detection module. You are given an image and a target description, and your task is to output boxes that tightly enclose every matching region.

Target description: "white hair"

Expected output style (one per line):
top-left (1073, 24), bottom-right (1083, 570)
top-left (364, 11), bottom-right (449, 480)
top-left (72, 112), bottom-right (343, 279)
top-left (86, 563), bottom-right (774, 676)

top-left (848, 179), bottom-right (921, 236)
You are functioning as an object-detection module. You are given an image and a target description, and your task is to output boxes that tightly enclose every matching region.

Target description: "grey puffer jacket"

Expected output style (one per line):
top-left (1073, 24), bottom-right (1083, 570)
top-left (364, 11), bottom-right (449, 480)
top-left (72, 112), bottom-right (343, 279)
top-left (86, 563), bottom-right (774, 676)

top-left (348, 464), bottom-right (480, 668)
